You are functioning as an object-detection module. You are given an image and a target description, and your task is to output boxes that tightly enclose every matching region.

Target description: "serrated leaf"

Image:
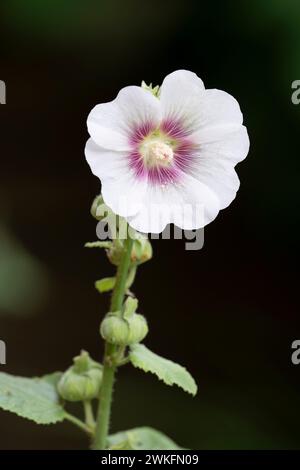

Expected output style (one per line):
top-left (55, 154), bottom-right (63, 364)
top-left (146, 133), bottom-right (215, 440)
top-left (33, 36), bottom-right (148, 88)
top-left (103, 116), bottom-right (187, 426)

top-left (108, 426), bottom-right (182, 450)
top-left (84, 241), bottom-right (112, 249)
top-left (129, 344), bottom-right (197, 396)
top-left (0, 372), bottom-right (66, 424)
top-left (95, 277), bottom-right (116, 293)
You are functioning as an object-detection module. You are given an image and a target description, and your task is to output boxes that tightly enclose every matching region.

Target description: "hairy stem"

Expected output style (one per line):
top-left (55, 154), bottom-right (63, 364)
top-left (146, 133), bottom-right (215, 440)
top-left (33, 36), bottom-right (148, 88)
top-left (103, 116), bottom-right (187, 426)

top-left (92, 233), bottom-right (134, 449)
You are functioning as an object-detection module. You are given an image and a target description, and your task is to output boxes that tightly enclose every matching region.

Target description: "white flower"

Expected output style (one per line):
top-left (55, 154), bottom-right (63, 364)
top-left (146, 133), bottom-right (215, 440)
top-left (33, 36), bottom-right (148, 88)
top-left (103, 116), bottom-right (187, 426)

top-left (85, 70), bottom-right (249, 233)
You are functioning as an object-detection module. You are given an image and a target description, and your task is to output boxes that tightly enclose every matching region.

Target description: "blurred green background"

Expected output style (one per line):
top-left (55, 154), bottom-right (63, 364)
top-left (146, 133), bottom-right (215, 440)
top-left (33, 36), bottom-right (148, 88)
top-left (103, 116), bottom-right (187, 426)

top-left (0, 0), bottom-right (299, 449)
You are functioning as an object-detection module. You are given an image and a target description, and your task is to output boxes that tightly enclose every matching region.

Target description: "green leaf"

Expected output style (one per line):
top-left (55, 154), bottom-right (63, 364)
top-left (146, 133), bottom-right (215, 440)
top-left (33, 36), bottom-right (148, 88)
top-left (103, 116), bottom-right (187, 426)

top-left (108, 426), bottom-right (182, 450)
top-left (129, 344), bottom-right (197, 396)
top-left (84, 241), bottom-right (112, 249)
top-left (41, 371), bottom-right (63, 386)
top-left (0, 371), bottom-right (66, 424)
top-left (95, 277), bottom-right (116, 293)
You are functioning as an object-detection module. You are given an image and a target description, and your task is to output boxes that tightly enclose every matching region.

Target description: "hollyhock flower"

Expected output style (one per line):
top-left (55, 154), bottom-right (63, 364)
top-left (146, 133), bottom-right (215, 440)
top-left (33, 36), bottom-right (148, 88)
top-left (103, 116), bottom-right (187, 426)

top-left (85, 70), bottom-right (249, 233)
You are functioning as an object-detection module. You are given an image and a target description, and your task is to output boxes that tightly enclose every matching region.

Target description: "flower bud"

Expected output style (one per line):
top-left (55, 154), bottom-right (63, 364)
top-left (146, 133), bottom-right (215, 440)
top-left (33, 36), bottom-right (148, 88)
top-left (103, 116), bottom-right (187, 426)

top-left (91, 194), bottom-right (126, 237)
top-left (100, 312), bottom-right (148, 346)
top-left (57, 351), bottom-right (103, 402)
top-left (90, 194), bottom-right (106, 220)
top-left (106, 239), bottom-right (124, 266)
top-left (107, 231), bottom-right (152, 267)
top-left (131, 238), bottom-right (152, 265)
top-left (100, 314), bottom-right (129, 345)
top-left (127, 314), bottom-right (148, 344)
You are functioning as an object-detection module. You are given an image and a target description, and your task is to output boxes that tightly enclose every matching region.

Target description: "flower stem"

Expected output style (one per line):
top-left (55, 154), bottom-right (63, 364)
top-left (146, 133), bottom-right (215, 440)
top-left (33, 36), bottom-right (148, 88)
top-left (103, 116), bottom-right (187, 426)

top-left (65, 412), bottom-right (92, 435)
top-left (92, 232), bottom-right (134, 450)
top-left (83, 400), bottom-right (95, 429)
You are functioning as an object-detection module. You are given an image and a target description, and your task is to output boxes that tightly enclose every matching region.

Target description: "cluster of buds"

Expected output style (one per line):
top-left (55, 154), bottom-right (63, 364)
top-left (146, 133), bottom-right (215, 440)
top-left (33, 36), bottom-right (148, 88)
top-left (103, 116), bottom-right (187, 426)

top-left (100, 297), bottom-right (148, 346)
top-left (57, 350), bottom-right (103, 402)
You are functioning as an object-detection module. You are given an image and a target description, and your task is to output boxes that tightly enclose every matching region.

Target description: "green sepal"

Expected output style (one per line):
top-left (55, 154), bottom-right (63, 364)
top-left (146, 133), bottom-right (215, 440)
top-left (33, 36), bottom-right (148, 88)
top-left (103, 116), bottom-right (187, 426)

top-left (123, 296), bottom-right (138, 320)
top-left (141, 81), bottom-right (160, 97)
top-left (85, 241), bottom-right (112, 249)
top-left (57, 351), bottom-right (103, 402)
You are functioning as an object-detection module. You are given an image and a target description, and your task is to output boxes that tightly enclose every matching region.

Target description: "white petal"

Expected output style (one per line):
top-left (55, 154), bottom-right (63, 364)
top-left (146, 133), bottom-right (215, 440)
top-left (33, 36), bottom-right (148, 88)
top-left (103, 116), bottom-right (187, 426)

top-left (183, 126), bottom-right (249, 209)
top-left (85, 138), bottom-right (129, 180)
top-left (187, 157), bottom-right (241, 210)
top-left (191, 89), bottom-right (244, 143)
top-left (85, 138), bottom-right (147, 217)
top-left (126, 173), bottom-right (220, 233)
top-left (101, 172), bottom-right (148, 218)
top-left (160, 70), bottom-right (205, 104)
top-left (160, 70), bottom-right (205, 130)
top-left (87, 86), bottom-right (161, 151)
top-left (199, 126), bottom-right (250, 165)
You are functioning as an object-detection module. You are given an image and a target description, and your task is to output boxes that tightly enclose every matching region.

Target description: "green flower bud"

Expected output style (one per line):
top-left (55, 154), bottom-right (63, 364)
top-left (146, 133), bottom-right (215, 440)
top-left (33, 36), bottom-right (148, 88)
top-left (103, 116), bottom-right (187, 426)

top-left (91, 194), bottom-right (127, 235)
top-left (131, 238), bottom-right (153, 265)
top-left (90, 194), bottom-right (106, 220)
top-left (127, 314), bottom-right (148, 344)
top-left (107, 232), bottom-right (152, 267)
top-left (100, 314), bottom-right (129, 345)
top-left (107, 239), bottom-right (124, 266)
top-left (100, 312), bottom-right (148, 346)
top-left (57, 351), bottom-right (103, 402)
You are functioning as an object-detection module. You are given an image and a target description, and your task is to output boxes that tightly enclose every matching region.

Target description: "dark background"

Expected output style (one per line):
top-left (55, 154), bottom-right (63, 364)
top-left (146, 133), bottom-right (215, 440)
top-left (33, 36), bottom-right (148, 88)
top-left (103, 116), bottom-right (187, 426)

top-left (0, 0), bottom-right (299, 449)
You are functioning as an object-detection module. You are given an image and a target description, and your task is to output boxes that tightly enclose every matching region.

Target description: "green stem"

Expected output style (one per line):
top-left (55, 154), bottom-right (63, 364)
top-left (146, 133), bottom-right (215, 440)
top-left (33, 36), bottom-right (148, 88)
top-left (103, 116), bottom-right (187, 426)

top-left (92, 233), bottom-right (134, 450)
top-left (83, 400), bottom-right (95, 429)
top-left (65, 412), bottom-right (92, 435)
top-left (125, 264), bottom-right (137, 290)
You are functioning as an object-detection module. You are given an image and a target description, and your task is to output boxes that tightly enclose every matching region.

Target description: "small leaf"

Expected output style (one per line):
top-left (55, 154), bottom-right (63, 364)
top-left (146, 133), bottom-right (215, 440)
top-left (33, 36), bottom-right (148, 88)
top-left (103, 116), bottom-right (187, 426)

top-left (123, 297), bottom-right (138, 319)
top-left (84, 241), bottom-right (111, 249)
top-left (0, 372), bottom-right (66, 424)
top-left (108, 426), bottom-right (182, 450)
top-left (95, 277), bottom-right (116, 293)
top-left (129, 344), bottom-right (197, 396)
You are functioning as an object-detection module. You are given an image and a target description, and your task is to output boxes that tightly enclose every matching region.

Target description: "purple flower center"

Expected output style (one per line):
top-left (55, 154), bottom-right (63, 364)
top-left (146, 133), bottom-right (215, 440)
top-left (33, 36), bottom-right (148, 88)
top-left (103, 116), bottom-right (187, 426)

top-left (128, 118), bottom-right (197, 185)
